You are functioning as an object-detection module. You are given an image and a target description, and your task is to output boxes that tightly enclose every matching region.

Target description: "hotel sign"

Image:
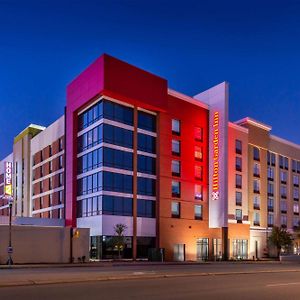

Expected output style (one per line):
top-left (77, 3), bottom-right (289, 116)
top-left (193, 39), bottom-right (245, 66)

top-left (4, 161), bottom-right (13, 198)
top-left (194, 82), bottom-right (229, 228)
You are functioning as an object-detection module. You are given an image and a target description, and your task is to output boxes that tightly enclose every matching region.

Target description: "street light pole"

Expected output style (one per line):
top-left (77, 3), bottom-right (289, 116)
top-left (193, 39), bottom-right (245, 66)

top-left (7, 198), bottom-right (13, 266)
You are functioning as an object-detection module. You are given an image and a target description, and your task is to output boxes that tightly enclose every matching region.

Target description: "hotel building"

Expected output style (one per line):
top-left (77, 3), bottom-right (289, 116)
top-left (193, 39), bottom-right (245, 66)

top-left (0, 54), bottom-right (299, 260)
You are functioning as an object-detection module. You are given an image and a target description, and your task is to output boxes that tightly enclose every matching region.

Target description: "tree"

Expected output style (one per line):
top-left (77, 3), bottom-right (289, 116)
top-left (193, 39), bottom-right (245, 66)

top-left (268, 226), bottom-right (293, 258)
top-left (113, 223), bottom-right (127, 259)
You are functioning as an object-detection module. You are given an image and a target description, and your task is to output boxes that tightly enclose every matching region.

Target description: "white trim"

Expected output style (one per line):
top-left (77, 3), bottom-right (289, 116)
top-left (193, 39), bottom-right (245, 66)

top-left (77, 166), bottom-right (133, 179)
top-left (137, 107), bottom-right (157, 115)
top-left (32, 186), bottom-right (64, 200)
top-left (235, 117), bottom-right (272, 131)
top-left (168, 89), bottom-right (209, 110)
top-left (77, 190), bottom-right (133, 201)
top-left (249, 226), bottom-right (268, 231)
top-left (137, 195), bottom-right (156, 201)
top-left (0, 204), bottom-right (9, 210)
top-left (77, 95), bottom-right (134, 116)
top-left (228, 122), bottom-right (249, 133)
top-left (32, 151), bottom-right (64, 170)
top-left (77, 118), bottom-right (134, 137)
top-left (32, 169), bottom-right (64, 184)
top-left (137, 173), bottom-right (156, 179)
top-left (77, 142), bottom-right (133, 158)
top-left (32, 204), bottom-right (64, 215)
top-left (137, 128), bottom-right (157, 137)
top-left (137, 151), bottom-right (157, 158)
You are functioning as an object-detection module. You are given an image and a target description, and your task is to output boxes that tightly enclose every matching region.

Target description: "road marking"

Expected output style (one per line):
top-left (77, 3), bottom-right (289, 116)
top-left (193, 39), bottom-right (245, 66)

top-left (267, 282), bottom-right (300, 287)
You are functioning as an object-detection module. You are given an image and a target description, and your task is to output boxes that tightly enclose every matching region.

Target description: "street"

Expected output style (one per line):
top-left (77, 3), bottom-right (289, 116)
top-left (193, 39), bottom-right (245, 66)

top-left (1, 262), bottom-right (300, 299)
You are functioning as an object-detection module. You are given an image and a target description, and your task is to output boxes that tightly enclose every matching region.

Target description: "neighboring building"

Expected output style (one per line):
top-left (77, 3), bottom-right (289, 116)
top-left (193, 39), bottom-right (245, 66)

top-left (1, 53), bottom-right (300, 261)
top-left (30, 116), bottom-right (65, 219)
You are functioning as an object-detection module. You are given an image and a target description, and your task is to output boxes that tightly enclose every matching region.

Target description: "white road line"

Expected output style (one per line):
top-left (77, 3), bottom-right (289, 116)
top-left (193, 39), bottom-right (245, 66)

top-left (267, 282), bottom-right (300, 287)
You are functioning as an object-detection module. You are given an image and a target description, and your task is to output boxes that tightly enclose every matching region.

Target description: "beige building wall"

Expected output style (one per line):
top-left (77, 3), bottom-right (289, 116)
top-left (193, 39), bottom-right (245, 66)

top-left (0, 225), bottom-right (89, 264)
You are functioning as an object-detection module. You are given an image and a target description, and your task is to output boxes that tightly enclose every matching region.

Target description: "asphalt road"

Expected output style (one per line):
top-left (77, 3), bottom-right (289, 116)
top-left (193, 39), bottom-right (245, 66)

top-left (2, 270), bottom-right (300, 300)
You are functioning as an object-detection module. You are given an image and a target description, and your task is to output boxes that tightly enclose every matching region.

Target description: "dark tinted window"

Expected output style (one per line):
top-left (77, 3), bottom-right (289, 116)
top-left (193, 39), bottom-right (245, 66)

top-left (103, 100), bottom-right (133, 125)
top-left (137, 177), bottom-right (156, 196)
top-left (138, 133), bottom-right (156, 153)
top-left (138, 111), bottom-right (156, 132)
top-left (137, 155), bottom-right (156, 175)
top-left (137, 199), bottom-right (156, 218)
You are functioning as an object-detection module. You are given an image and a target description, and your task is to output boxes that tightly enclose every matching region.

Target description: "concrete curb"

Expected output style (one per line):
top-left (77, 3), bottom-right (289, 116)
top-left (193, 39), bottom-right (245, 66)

top-left (1, 268), bottom-right (300, 288)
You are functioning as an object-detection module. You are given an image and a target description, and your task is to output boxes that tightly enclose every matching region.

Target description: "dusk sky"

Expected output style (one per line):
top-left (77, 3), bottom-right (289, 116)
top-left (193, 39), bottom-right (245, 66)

top-left (1, 0), bottom-right (300, 159)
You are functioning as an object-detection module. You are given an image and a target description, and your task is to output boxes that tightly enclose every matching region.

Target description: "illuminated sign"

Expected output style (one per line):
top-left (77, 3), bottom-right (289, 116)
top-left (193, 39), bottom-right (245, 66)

top-left (4, 161), bottom-right (13, 198)
top-left (212, 111), bottom-right (219, 200)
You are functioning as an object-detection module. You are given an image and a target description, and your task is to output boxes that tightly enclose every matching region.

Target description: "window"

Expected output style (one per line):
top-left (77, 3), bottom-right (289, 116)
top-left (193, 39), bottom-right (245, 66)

top-left (103, 100), bottom-right (134, 126)
top-left (59, 138), bottom-right (63, 151)
top-left (172, 201), bottom-right (180, 218)
top-left (268, 213), bottom-right (274, 227)
top-left (138, 111), bottom-right (156, 132)
top-left (103, 172), bottom-right (133, 194)
top-left (58, 190), bottom-right (63, 204)
top-left (293, 175), bottom-right (299, 186)
top-left (195, 146), bottom-right (203, 161)
top-left (40, 165), bottom-right (43, 177)
top-left (253, 212), bottom-right (260, 226)
top-left (267, 167), bottom-right (274, 181)
top-left (268, 182), bottom-right (274, 196)
top-left (102, 196), bottom-right (133, 216)
top-left (104, 147), bottom-right (133, 171)
top-left (292, 160), bottom-right (300, 173)
top-left (104, 124), bottom-right (134, 149)
top-left (253, 147), bottom-right (260, 161)
top-left (293, 203), bottom-right (299, 214)
top-left (235, 174), bottom-right (242, 189)
top-left (294, 188), bottom-right (299, 201)
top-left (293, 217), bottom-right (299, 228)
top-left (172, 119), bottom-right (180, 135)
top-left (253, 163), bottom-right (260, 177)
top-left (59, 173), bottom-right (63, 187)
top-left (268, 197), bottom-right (274, 212)
top-left (280, 171), bottom-right (287, 183)
top-left (172, 140), bottom-right (180, 156)
top-left (280, 185), bottom-right (287, 198)
top-left (195, 205), bottom-right (203, 220)
top-left (253, 179), bottom-right (260, 193)
top-left (253, 195), bottom-right (260, 210)
top-left (172, 160), bottom-right (181, 177)
top-left (195, 184), bottom-right (203, 200)
top-left (281, 215), bottom-right (287, 228)
top-left (279, 155), bottom-right (289, 170)
top-left (235, 140), bottom-right (242, 154)
top-left (194, 127), bottom-right (203, 141)
top-left (138, 155), bottom-right (156, 175)
top-left (236, 192), bottom-right (242, 206)
top-left (59, 155), bottom-right (63, 169)
top-left (235, 157), bottom-right (242, 172)
top-left (49, 161), bottom-right (52, 173)
top-left (40, 180), bottom-right (43, 193)
top-left (195, 166), bottom-right (203, 180)
top-left (49, 177), bottom-right (52, 190)
top-left (137, 199), bottom-right (156, 218)
top-left (280, 200), bottom-right (287, 213)
top-left (235, 209), bottom-right (242, 222)
top-left (137, 133), bottom-right (156, 154)
top-left (172, 181), bottom-right (180, 198)
top-left (267, 151), bottom-right (276, 166)
top-left (137, 177), bottom-right (156, 196)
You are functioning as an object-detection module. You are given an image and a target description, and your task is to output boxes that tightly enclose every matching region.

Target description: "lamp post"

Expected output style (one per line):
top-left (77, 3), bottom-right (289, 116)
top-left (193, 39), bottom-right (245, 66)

top-left (7, 197), bottom-right (13, 266)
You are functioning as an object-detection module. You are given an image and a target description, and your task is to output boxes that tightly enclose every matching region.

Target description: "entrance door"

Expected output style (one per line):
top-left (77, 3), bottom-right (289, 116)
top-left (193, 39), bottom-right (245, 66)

top-left (174, 244), bottom-right (185, 261)
top-left (212, 238), bottom-right (222, 260)
top-left (197, 238), bottom-right (209, 261)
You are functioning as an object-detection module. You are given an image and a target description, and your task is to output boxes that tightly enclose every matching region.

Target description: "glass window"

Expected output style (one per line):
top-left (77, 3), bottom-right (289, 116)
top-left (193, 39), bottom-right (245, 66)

top-left (171, 201), bottom-right (180, 218)
top-left (172, 140), bottom-right (180, 156)
top-left (267, 167), bottom-right (274, 180)
top-left (280, 171), bottom-right (287, 183)
top-left (172, 160), bottom-right (180, 177)
top-left (137, 199), bottom-right (156, 218)
top-left (267, 151), bottom-right (276, 166)
top-left (102, 196), bottom-right (133, 216)
top-left (236, 192), bottom-right (242, 206)
top-left (137, 177), bottom-right (156, 196)
top-left (172, 119), bottom-right (180, 135)
top-left (138, 111), bottom-right (156, 132)
top-left (253, 147), bottom-right (260, 161)
top-left (268, 213), bottom-right (274, 226)
top-left (253, 195), bottom-right (260, 209)
top-left (268, 182), bottom-right (274, 196)
top-left (194, 127), bottom-right (203, 141)
top-left (281, 215), bottom-right (287, 227)
top-left (235, 209), bottom-right (242, 222)
top-left (236, 157), bottom-right (242, 171)
top-left (137, 133), bottom-right (156, 154)
top-left (195, 166), bottom-right (203, 180)
top-left (103, 147), bottom-right (133, 171)
top-left (293, 203), bottom-right (299, 214)
top-left (235, 140), bottom-right (242, 154)
top-left (253, 179), bottom-right (260, 193)
top-left (103, 172), bottom-right (133, 193)
top-left (279, 155), bottom-right (289, 170)
top-left (172, 180), bottom-right (180, 198)
top-left (280, 200), bottom-right (287, 213)
top-left (195, 205), bottom-right (203, 220)
top-left (280, 185), bottom-right (287, 198)
top-left (138, 155), bottom-right (156, 175)
top-left (195, 146), bottom-right (203, 161)
top-left (268, 197), bottom-right (274, 211)
top-left (195, 184), bottom-right (203, 200)
top-left (103, 124), bottom-right (133, 149)
top-left (293, 175), bottom-right (299, 186)
top-left (254, 212), bottom-right (260, 226)
top-left (235, 174), bottom-right (242, 189)
top-left (103, 100), bottom-right (133, 125)
top-left (294, 188), bottom-right (299, 200)
top-left (253, 163), bottom-right (260, 177)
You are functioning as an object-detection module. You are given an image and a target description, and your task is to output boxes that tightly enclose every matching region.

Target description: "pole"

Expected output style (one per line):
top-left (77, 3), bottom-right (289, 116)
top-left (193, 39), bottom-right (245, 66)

top-left (7, 199), bottom-right (13, 266)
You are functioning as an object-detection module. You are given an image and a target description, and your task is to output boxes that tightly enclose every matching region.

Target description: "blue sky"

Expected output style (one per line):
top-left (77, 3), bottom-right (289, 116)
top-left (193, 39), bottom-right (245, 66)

top-left (1, 0), bottom-right (300, 158)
